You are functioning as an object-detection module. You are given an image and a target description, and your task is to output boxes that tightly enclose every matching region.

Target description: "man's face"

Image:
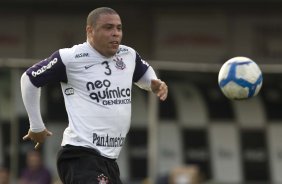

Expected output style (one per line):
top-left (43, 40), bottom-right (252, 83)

top-left (88, 13), bottom-right (122, 57)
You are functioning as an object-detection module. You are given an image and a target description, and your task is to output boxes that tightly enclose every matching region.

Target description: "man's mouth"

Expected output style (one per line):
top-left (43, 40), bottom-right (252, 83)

top-left (110, 41), bottom-right (119, 46)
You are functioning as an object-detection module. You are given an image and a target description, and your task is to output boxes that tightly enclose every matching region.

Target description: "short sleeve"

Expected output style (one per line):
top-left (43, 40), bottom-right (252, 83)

top-left (132, 52), bottom-right (149, 82)
top-left (26, 51), bottom-right (67, 87)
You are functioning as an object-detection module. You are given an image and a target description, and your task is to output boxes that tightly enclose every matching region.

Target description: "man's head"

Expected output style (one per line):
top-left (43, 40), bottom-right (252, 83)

top-left (86, 7), bottom-right (122, 58)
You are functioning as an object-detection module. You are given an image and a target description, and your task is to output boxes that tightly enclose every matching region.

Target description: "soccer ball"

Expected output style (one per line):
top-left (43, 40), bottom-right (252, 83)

top-left (218, 56), bottom-right (263, 100)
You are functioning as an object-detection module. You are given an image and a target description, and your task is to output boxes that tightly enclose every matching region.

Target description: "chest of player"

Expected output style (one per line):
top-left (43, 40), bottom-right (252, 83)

top-left (66, 56), bottom-right (135, 90)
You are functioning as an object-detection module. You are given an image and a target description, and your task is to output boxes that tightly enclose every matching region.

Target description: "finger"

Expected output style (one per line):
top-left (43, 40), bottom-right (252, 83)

top-left (34, 142), bottom-right (41, 150)
top-left (22, 134), bottom-right (30, 140)
top-left (157, 89), bottom-right (164, 97)
top-left (157, 85), bottom-right (167, 96)
top-left (158, 89), bottom-right (168, 101)
top-left (159, 93), bottom-right (167, 101)
top-left (160, 82), bottom-right (167, 90)
top-left (157, 83), bottom-right (166, 95)
top-left (160, 94), bottom-right (168, 101)
top-left (158, 89), bottom-right (166, 96)
top-left (46, 131), bottom-right (53, 136)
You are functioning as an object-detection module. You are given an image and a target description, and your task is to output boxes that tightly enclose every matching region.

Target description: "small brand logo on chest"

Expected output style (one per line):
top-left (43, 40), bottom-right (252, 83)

top-left (84, 64), bottom-right (95, 70)
top-left (75, 53), bottom-right (89, 59)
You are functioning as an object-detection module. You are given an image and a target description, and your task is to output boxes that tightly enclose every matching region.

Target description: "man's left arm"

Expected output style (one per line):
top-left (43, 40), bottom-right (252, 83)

top-left (132, 52), bottom-right (168, 101)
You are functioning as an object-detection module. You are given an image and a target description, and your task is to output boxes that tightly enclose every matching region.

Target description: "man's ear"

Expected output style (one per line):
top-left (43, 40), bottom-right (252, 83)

top-left (86, 25), bottom-right (94, 36)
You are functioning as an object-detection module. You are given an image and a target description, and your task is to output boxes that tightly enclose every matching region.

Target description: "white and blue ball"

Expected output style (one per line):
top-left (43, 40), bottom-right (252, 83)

top-left (218, 56), bottom-right (263, 100)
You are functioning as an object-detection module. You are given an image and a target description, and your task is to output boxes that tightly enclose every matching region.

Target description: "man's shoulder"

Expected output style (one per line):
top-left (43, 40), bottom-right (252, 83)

top-left (59, 42), bottom-right (91, 62)
top-left (116, 45), bottom-right (135, 55)
top-left (59, 42), bottom-right (89, 56)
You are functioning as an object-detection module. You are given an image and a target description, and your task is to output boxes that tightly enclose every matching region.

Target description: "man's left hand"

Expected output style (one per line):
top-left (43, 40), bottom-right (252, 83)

top-left (151, 79), bottom-right (168, 101)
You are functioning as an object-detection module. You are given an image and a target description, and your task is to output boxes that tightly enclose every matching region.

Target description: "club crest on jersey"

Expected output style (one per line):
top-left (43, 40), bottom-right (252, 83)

top-left (97, 174), bottom-right (109, 184)
top-left (113, 56), bottom-right (126, 70)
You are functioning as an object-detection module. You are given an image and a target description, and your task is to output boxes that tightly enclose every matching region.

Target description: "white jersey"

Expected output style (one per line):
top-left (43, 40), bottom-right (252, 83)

top-left (26, 42), bottom-right (152, 159)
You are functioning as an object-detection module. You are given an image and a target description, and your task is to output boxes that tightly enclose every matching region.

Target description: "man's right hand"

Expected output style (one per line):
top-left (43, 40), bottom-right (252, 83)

top-left (23, 129), bottom-right (53, 150)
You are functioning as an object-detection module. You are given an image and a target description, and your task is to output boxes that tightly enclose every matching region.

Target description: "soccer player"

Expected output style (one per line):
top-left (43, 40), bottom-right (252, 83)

top-left (21, 7), bottom-right (168, 184)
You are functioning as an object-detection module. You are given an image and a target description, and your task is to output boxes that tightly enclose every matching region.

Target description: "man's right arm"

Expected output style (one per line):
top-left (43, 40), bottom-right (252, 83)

top-left (22, 50), bottom-right (67, 125)
top-left (21, 50), bottom-right (67, 149)
top-left (21, 72), bottom-right (53, 149)
top-left (21, 73), bottom-right (45, 132)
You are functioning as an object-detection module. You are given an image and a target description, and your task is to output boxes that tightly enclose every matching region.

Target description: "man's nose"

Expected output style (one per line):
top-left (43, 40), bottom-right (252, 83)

top-left (112, 28), bottom-right (121, 36)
